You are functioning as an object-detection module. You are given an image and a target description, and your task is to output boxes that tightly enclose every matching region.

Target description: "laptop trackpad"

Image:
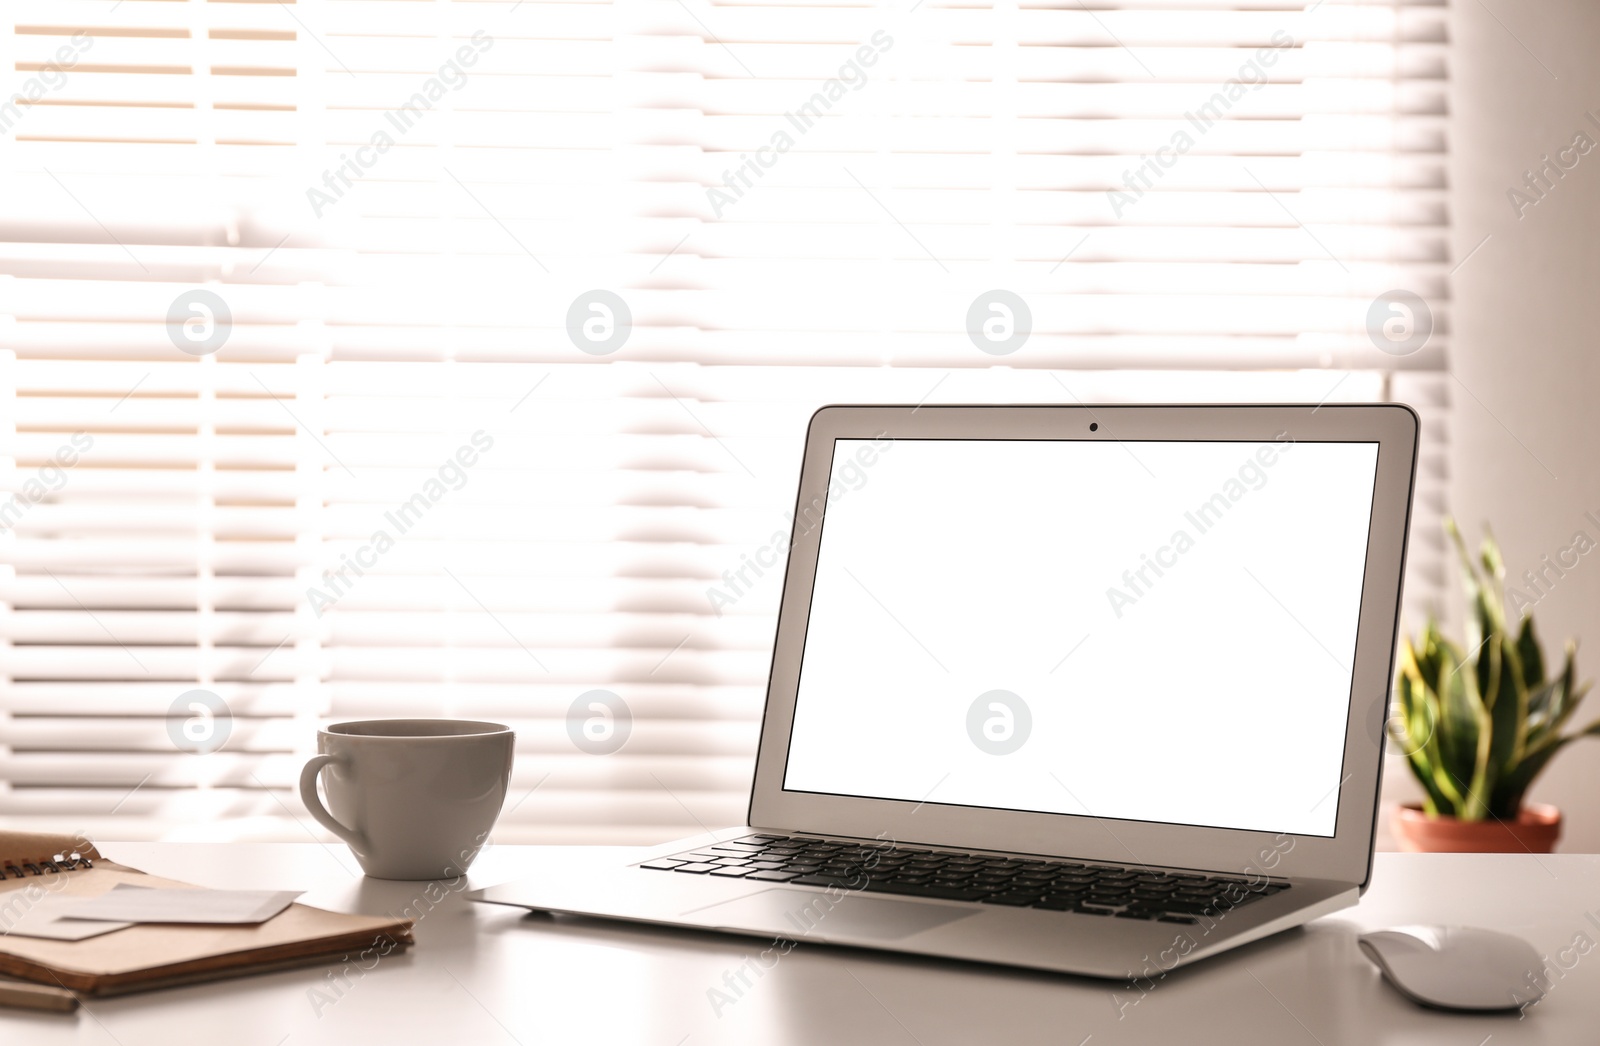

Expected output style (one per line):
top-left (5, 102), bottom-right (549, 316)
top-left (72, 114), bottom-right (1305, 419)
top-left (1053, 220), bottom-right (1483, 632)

top-left (688, 889), bottom-right (979, 941)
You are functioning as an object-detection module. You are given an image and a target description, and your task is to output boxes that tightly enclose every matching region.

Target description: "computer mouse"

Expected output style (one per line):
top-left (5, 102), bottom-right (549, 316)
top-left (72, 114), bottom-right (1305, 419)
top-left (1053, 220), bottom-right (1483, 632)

top-left (1358, 925), bottom-right (1545, 1012)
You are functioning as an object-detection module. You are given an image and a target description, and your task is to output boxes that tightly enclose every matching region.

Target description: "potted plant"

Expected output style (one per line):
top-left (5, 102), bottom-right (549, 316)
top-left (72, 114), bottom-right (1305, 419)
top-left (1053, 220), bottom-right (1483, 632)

top-left (1388, 519), bottom-right (1599, 852)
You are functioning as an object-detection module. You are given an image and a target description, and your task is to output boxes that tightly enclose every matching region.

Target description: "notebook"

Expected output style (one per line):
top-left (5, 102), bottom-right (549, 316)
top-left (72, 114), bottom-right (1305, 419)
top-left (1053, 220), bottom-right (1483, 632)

top-left (0, 831), bottom-right (413, 997)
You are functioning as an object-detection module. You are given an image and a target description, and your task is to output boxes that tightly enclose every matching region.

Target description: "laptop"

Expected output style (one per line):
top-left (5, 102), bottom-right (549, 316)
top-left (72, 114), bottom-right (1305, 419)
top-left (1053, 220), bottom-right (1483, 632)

top-left (471, 403), bottom-right (1419, 978)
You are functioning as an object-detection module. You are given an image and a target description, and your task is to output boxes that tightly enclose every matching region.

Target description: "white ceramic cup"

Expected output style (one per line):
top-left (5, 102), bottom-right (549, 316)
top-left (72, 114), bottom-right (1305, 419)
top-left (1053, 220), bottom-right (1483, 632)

top-left (299, 719), bottom-right (515, 881)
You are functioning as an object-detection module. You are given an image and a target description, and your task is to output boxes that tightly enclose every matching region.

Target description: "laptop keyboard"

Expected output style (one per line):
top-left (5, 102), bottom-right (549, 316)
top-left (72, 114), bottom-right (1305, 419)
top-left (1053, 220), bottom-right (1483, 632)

top-left (641, 834), bottom-right (1290, 923)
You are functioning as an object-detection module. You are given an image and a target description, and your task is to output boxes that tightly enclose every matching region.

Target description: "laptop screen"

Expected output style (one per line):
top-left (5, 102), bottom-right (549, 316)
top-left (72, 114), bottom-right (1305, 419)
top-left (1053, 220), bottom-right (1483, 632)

top-left (782, 436), bottom-right (1380, 839)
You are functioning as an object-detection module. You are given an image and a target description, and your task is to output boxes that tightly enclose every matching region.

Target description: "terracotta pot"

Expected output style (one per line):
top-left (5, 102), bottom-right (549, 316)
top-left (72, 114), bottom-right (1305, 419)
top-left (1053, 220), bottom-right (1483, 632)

top-left (1393, 802), bottom-right (1562, 853)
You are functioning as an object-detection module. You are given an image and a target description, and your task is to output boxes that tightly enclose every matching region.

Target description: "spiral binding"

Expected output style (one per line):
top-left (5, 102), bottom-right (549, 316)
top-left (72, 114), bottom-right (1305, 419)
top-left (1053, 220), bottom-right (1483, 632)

top-left (1, 852), bottom-right (94, 879)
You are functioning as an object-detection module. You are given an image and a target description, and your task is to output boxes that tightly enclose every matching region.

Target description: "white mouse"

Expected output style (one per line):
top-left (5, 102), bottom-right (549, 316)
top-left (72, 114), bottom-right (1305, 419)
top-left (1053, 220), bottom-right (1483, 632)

top-left (1358, 925), bottom-right (1546, 1012)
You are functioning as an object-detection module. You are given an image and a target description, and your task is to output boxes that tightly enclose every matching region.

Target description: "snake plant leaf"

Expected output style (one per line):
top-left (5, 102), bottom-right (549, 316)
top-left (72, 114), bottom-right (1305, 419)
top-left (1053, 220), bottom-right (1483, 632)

top-left (1413, 620), bottom-right (1444, 687)
top-left (1490, 734), bottom-right (1569, 816)
top-left (1516, 616), bottom-right (1545, 692)
top-left (1479, 528), bottom-right (1507, 607)
top-left (1542, 642), bottom-right (1587, 740)
top-left (1391, 645), bottom-right (1456, 813)
top-left (1485, 623), bottom-right (1529, 782)
top-left (1390, 722), bottom-right (1454, 814)
top-left (1523, 678), bottom-right (1563, 749)
top-left (1525, 642), bottom-right (1585, 752)
top-left (1489, 708), bottom-right (1600, 816)
top-left (1460, 710), bottom-right (1494, 821)
top-left (1446, 519), bottom-right (1493, 657)
top-left (1407, 694), bottom-right (1461, 815)
top-left (1436, 640), bottom-right (1491, 819)
top-left (1431, 640), bottom-right (1474, 773)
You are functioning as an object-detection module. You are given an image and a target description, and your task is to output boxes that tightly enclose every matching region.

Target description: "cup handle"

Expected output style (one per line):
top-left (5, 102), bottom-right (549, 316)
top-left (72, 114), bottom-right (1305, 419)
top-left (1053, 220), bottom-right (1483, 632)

top-left (299, 754), bottom-right (368, 852)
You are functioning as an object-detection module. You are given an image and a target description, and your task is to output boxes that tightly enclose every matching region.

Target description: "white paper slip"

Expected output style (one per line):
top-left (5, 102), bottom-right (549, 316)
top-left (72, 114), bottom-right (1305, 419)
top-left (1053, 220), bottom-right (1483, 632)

top-left (59, 884), bottom-right (303, 926)
top-left (0, 897), bottom-right (133, 941)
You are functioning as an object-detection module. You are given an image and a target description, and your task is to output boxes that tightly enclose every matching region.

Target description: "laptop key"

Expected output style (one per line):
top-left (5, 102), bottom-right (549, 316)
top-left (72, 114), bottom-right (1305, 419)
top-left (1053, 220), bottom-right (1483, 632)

top-left (640, 859), bottom-right (686, 870)
top-left (1032, 897), bottom-right (1080, 911)
top-left (1159, 901), bottom-right (1216, 915)
top-left (786, 875), bottom-right (845, 887)
top-left (981, 893), bottom-right (1045, 907)
top-left (745, 870), bottom-right (801, 882)
top-left (673, 863), bottom-right (722, 874)
top-left (710, 866), bottom-right (754, 878)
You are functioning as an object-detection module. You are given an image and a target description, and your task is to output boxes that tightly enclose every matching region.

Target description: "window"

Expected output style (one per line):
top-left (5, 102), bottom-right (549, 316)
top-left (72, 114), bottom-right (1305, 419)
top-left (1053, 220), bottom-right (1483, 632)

top-left (1, 0), bottom-right (1447, 844)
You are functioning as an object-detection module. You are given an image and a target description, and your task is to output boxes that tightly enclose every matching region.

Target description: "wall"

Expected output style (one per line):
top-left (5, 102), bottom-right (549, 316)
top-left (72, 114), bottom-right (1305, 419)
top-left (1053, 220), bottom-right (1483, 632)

top-left (1412, 0), bottom-right (1600, 851)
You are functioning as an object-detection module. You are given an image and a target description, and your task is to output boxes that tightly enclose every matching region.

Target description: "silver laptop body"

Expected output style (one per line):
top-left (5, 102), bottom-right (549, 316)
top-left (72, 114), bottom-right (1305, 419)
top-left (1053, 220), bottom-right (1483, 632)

top-left (472, 404), bottom-right (1419, 979)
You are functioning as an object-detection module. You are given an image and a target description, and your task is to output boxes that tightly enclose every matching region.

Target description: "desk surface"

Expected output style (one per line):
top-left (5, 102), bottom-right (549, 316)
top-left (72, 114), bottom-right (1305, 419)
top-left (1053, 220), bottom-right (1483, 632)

top-left (4, 844), bottom-right (1597, 1045)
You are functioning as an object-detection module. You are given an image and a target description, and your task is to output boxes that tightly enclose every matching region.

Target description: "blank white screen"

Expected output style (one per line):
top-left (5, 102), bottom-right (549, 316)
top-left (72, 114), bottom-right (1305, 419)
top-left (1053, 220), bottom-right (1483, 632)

top-left (782, 437), bottom-right (1380, 838)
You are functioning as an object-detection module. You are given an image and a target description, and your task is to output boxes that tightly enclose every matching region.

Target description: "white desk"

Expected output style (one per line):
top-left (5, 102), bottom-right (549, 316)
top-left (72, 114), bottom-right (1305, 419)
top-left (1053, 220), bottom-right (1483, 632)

top-left (5, 844), bottom-right (1597, 1045)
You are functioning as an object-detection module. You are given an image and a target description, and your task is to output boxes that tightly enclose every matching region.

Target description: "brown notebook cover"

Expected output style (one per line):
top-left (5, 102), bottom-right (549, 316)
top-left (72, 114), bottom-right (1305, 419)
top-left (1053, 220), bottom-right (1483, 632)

top-left (0, 832), bottom-right (413, 997)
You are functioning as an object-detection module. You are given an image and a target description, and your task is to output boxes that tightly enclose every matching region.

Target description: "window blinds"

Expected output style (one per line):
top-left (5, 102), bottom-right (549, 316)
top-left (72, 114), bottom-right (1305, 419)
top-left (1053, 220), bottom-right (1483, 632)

top-left (1, 0), bottom-right (1448, 845)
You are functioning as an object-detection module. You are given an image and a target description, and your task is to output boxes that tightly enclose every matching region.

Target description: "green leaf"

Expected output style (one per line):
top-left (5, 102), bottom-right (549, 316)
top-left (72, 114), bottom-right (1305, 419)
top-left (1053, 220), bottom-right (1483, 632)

top-left (1446, 520), bottom-right (1492, 658)
top-left (1434, 641), bottom-right (1491, 819)
top-left (1485, 633), bottom-right (1529, 792)
top-left (1490, 735), bottom-right (1569, 816)
top-left (1544, 644), bottom-right (1587, 739)
top-left (1480, 527), bottom-right (1508, 607)
top-left (1395, 638), bottom-right (1466, 814)
top-left (1431, 641), bottom-right (1474, 771)
top-left (1523, 678), bottom-right (1563, 750)
top-left (1413, 620), bottom-right (1445, 686)
top-left (1392, 717), bottom-right (1454, 813)
top-left (1516, 616), bottom-right (1545, 691)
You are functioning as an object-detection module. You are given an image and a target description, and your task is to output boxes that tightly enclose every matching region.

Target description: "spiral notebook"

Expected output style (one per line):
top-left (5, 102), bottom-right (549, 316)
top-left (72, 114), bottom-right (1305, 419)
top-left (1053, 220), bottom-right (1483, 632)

top-left (0, 831), bottom-right (413, 997)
